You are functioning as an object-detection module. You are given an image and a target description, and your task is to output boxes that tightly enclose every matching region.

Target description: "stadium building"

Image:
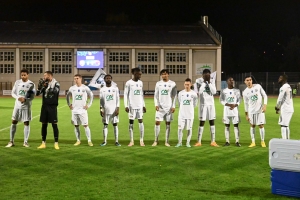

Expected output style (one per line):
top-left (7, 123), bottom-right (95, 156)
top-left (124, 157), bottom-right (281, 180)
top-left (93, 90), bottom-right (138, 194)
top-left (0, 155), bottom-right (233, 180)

top-left (0, 16), bottom-right (222, 94)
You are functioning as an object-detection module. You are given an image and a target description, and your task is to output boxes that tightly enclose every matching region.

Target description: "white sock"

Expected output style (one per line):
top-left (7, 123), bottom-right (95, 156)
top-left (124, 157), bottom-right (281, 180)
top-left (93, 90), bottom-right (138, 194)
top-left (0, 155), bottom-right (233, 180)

top-left (225, 127), bottom-right (230, 143)
top-left (154, 125), bottom-right (160, 142)
top-left (259, 127), bottom-right (265, 141)
top-left (187, 130), bottom-right (192, 144)
top-left (178, 129), bottom-right (183, 144)
top-left (129, 124), bottom-right (134, 142)
top-left (84, 126), bottom-right (91, 142)
top-left (114, 126), bottom-right (119, 142)
top-left (287, 127), bottom-right (290, 139)
top-left (103, 125), bottom-right (108, 143)
top-left (10, 124), bottom-right (17, 142)
top-left (197, 126), bottom-right (204, 143)
top-left (74, 126), bottom-right (80, 141)
top-left (24, 125), bottom-right (30, 143)
top-left (139, 123), bottom-right (144, 142)
top-left (165, 125), bottom-right (170, 143)
top-left (250, 127), bottom-right (255, 143)
top-left (281, 127), bottom-right (287, 139)
top-left (234, 127), bottom-right (240, 142)
top-left (210, 125), bottom-right (216, 142)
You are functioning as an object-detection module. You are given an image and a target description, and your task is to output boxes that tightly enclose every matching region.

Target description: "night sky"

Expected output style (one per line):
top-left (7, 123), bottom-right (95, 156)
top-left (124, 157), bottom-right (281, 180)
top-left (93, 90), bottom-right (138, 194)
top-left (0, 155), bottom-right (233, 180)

top-left (1, 0), bottom-right (300, 73)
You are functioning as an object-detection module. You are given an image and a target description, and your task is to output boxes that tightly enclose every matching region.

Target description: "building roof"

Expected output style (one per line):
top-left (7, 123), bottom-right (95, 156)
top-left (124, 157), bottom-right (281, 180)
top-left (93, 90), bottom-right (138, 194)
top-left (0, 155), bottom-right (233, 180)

top-left (0, 22), bottom-right (221, 46)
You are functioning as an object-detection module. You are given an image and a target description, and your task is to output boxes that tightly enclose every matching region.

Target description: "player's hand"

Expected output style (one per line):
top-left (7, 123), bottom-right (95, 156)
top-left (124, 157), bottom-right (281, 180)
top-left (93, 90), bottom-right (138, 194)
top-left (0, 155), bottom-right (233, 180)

top-left (100, 111), bottom-right (104, 117)
top-left (69, 104), bottom-right (73, 110)
top-left (262, 105), bottom-right (266, 113)
top-left (125, 107), bottom-right (129, 113)
top-left (114, 108), bottom-right (119, 116)
top-left (155, 106), bottom-right (159, 111)
top-left (83, 105), bottom-right (88, 110)
top-left (143, 107), bottom-right (146, 113)
top-left (18, 97), bottom-right (25, 103)
top-left (275, 106), bottom-right (280, 111)
top-left (170, 108), bottom-right (175, 113)
top-left (246, 116), bottom-right (250, 122)
top-left (276, 110), bottom-right (280, 114)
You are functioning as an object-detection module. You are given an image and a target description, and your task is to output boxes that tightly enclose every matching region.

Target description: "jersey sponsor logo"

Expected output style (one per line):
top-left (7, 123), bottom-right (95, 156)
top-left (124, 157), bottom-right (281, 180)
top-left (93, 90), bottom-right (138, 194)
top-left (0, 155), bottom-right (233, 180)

top-left (161, 90), bottom-right (168, 95)
top-left (226, 97), bottom-right (235, 103)
top-left (204, 85), bottom-right (211, 94)
top-left (183, 100), bottom-right (190, 105)
top-left (75, 94), bottom-right (83, 100)
top-left (106, 95), bottom-right (114, 101)
top-left (250, 94), bottom-right (258, 101)
top-left (134, 90), bottom-right (141, 95)
top-left (19, 90), bottom-right (26, 96)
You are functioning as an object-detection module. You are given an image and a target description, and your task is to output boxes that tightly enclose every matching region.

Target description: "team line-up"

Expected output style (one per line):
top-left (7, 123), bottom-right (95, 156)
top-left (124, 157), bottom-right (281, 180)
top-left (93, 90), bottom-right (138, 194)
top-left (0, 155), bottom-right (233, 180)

top-left (4, 68), bottom-right (294, 149)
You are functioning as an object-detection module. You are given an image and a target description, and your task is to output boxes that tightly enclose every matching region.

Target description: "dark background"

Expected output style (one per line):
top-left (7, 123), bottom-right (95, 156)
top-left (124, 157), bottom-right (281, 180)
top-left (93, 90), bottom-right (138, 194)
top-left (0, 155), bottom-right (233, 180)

top-left (1, 0), bottom-right (300, 73)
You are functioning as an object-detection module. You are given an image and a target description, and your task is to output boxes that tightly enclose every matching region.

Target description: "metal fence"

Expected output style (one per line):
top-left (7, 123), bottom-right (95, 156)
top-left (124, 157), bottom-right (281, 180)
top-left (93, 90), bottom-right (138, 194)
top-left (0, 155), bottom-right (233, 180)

top-left (228, 72), bottom-right (300, 95)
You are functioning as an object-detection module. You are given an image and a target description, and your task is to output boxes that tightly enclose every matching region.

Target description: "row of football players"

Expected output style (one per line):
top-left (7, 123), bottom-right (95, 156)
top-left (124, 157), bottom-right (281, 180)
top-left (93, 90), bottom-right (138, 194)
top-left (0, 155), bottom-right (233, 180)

top-left (5, 68), bottom-right (293, 148)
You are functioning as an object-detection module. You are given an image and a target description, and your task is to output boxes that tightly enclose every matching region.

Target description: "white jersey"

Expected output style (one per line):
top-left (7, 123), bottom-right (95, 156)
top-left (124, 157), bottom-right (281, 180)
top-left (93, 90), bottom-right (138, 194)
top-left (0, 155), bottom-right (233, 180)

top-left (154, 80), bottom-right (177, 112)
top-left (194, 77), bottom-right (204, 94)
top-left (242, 84), bottom-right (267, 114)
top-left (100, 85), bottom-right (120, 115)
top-left (198, 82), bottom-right (216, 105)
top-left (124, 79), bottom-right (145, 109)
top-left (12, 79), bottom-right (35, 109)
top-left (220, 88), bottom-right (241, 117)
top-left (66, 84), bottom-right (94, 114)
top-left (178, 90), bottom-right (198, 119)
top-left (276, 83), bottom-right (294, 113)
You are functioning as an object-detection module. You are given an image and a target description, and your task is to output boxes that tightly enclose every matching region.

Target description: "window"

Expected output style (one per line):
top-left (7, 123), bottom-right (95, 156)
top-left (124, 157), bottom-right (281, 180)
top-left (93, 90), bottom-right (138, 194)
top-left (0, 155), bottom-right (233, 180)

top-left (166, 52), bottom-right (186, 62)
top-left (165, 51), bottom-right (187, 74)
top-left (22, 64), bottom-right (43, 74)
top-left (108, 51), bottom-right (130, 74)
top-left (0, 52), bottom-right (14, 61)
top-left (166, 65), bottom-right (186, 74)
top-left (0, 64), bottom-right (14, 74)
top-left (50, 50), bottom-right (73, 74)
top-left (22, 51), bottom-right (43, 62)
top-left (137, 52), bottom-right (158, 62)
top-left (139, 64), bottom-right (158, 74)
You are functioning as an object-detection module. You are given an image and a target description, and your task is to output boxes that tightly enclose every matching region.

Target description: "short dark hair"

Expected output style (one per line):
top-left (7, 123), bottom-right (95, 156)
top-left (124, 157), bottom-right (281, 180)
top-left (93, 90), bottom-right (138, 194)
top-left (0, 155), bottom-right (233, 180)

top-left (227, 76), bottom-right (233, 81)
top-left (281, 74), bottom-right (288, 81)
top-left (185, 78), bottom-right (192, 83)
top-left (44, 71), bottom-right (53, 76)
top-left (20, 68), bottom-right (29, 74)
top-left (244, 75), bottom-right (252, 80)
top-left (160, 69), bottom-right (169, 75)
top-left (202, 69), bottom-right (211, 74)
top-left (104, 74), bottom-right (112, 79)
top-left (74, 74), bottom-right (82, 78)
top-left (131, 67), bottom-right (141, 74)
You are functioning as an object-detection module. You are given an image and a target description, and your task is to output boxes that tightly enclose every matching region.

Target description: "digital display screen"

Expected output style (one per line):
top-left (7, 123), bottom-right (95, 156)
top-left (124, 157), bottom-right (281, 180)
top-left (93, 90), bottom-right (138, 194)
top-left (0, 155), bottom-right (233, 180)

top-left (76, 51), bottom-right (104, 69)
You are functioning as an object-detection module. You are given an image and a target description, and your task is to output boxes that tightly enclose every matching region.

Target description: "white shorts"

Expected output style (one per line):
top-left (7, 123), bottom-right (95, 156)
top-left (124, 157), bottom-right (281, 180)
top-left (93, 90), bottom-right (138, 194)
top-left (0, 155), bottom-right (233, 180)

top-left (249, 113), bottom-right (265, 125)
top-left (278, 112), bottom-right (293, 126)
top-left (12, 108), bottom-right (32, 122)
top-left (128, 108), bottom-right (143, 120)
top-left (222, 116), bottom-right (240, 124)
top-left (155, 108), bottom-right (173, 122)
top-left (199, 105), bottom-right (216, 121)
top-left (102, 114), bottom-right (119, 124)
top-left (178, 119), bottom-right (194, 130)
top-left (72, 113), bottom-right (88, 126)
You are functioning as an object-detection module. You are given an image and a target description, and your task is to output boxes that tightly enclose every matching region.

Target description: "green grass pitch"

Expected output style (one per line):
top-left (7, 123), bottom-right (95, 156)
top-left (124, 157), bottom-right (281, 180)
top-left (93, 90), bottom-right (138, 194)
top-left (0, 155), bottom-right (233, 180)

top-left (0, 96), bottom-right (299, 200)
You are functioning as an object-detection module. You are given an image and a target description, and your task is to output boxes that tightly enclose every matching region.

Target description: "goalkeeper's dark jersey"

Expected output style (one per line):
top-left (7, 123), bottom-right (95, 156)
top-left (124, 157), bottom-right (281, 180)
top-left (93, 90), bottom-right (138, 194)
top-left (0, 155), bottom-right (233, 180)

top-left (36, 81), bottom-right (60, 106)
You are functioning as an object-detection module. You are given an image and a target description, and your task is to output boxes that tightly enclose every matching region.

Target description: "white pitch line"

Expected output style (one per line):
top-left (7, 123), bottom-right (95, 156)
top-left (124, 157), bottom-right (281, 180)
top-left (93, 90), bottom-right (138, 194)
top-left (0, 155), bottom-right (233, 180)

top-left (0, 105), bottom-right (68, 132)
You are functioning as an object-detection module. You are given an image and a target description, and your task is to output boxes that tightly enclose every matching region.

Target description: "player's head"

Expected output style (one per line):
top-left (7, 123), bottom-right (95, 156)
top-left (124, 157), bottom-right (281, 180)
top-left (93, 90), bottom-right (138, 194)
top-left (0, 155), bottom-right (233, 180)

top-left (20, 68), bottom-right (29, 82)
top-left (202, 69), bottom-right (211, 82)
top-left (244, 75), bottom-right (253, 87)
top-left (278, 74), bottom-right (288, 85)
top-left (104, 74), bottom-right (112, 85)
top-left (44, 71), bottom-right (53, 82)
top-left (74, 74), bottom-right (82, 85)
top-left (227, 77), bottom-right (234, 88)
top-left (132, 67), bottom-right (142, 81)
top-left (160, 69), bottom-right (169, 81)
top-left (184, 78), bottom-right (192, 90)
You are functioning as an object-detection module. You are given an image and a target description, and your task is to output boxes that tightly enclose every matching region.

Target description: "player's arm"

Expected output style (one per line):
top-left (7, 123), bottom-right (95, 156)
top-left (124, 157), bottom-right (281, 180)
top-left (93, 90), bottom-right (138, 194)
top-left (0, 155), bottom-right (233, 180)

top-left (114, 87), bottom-right (120, 116)
top-left (154, 83), bottom-right (159, 111)
top-left (193, 92), bottom-right (198, 108)
top-left (235, 89), bottom-right (241, 106)
top-left (66, 88), bottom-right (73, 109)
top-left (11, 81), bottom-right (19, 99)
top-left (99, 90), bottom-right (105, 117)
top-left (275, 86), bottom-right (286, 111)
top-left (177, 91), bottom-right (181, 108)
top-left (170, 84), bottom-right (177, 113)
top-left (141, 83), bottom-right (146, 113)
top-left (208, 82), bottom-right (217, 95)
top-left (260, 85), bottom-right (268, 112)
top-left (124, 82), bottom-right (129, 112)
top-left (243, 92), bottom-right (250, 121)
top-left (25, 82), bottom-right (36, 102)
top-left (36, 78), bottom-right (45, 96)
top-left (86, 87), bottom-right (94, 109)
top-left (219, 89), bottom-right (226, 106)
